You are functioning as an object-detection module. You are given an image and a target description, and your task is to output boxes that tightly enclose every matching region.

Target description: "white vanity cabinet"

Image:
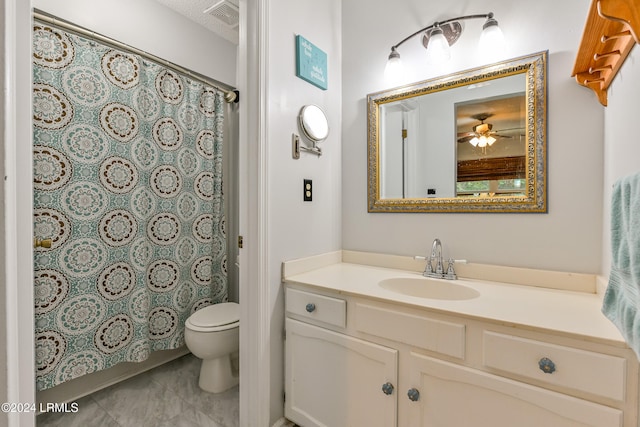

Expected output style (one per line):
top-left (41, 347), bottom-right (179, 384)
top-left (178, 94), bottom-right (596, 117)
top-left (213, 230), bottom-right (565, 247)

top-left (284, 288), bottom-right (398, 427)
top-left (407, 353), bottom-right (623, 426)
top-left (285, 319), bottom-right (398, 427)
top-left (284, 282), bottom-right (638, 427)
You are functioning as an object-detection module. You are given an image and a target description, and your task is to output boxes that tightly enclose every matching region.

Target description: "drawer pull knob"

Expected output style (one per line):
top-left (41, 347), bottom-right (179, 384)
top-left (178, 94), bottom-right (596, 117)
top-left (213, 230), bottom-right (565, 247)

top-left (305, 303), bottom-right (316, 313)
top-left (381, 382), bottom-right (394, 395)
top-left (407, 388), bottom-right (420, 402)
top-left (538, 357), bottom-right (556, 374)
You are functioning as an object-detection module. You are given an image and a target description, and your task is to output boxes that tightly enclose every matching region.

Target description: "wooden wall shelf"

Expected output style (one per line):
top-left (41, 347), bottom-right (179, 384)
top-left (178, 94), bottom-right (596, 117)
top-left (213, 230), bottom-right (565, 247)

top-left (572, 0), bottom-right (640, 106)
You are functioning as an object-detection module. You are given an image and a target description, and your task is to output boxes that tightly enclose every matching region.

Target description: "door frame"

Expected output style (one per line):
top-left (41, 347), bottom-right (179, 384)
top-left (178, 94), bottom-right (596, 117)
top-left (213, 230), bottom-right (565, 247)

top-left (238, 0), bottom-right (273, 425)
top-left (3, 1), bottom-right (273, 427)
top-left (4, 0), bottom-right (36, 426)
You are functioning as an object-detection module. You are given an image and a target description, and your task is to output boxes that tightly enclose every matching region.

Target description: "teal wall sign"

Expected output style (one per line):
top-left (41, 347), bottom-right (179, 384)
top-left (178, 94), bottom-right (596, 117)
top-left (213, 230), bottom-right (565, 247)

top-left (295, 35), bottom-right (328, 90)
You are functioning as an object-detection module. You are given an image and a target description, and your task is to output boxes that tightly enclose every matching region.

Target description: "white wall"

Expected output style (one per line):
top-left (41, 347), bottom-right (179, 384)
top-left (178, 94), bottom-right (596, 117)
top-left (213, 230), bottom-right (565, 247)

top-left (266, 0), bottom-right (342, 422)
top-left (342, 0), bottom-right (605, 273)
top-left (602, 47), bottom-right (640, 275)
top-left (33, 0), bottom-right (237, 85)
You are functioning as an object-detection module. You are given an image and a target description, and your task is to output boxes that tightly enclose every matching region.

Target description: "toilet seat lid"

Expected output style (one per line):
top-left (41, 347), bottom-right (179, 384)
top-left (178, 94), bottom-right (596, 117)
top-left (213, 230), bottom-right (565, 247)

top-left (189, 302), bottom-right (239, 328)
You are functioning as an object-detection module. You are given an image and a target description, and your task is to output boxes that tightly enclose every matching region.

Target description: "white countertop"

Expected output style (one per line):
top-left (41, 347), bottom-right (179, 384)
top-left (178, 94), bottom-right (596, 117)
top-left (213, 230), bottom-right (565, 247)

top-left (284, 262), bottom-right (627, 347)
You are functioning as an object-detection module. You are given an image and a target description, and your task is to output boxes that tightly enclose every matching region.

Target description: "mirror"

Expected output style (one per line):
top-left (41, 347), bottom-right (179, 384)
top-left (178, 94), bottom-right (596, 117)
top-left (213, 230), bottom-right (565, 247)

top-left (299, 105), bottom-right (329, 142)
top-left (367, 51), bottom-right (547, 213)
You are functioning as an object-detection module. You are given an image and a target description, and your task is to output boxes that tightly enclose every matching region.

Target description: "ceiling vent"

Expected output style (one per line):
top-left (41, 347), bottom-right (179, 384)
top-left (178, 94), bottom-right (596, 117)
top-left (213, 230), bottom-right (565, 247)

top-left (203, 0), bottom-right (239, 29)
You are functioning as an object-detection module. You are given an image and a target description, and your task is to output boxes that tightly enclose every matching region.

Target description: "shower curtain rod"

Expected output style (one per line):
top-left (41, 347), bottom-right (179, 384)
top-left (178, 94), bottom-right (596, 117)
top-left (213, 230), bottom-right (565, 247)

top-left (33, 9), bottom-right (239, 102)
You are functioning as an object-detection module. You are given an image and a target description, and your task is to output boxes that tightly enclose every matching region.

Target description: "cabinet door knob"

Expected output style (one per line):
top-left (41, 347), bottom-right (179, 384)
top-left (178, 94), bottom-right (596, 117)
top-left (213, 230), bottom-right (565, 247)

top-left (381, 382), bottom-right (394, 395)
top-left (407, 388), bottom-right (420, 402)
top-left (305, 303), bottom-right (316, 313)
top-left (538, 357), bottom-right (556, 374)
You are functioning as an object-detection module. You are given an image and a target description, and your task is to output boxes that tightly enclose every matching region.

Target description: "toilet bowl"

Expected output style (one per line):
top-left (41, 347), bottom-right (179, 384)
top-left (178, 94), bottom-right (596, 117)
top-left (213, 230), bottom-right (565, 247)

top-left (184, 302), bottom-right (239, 393)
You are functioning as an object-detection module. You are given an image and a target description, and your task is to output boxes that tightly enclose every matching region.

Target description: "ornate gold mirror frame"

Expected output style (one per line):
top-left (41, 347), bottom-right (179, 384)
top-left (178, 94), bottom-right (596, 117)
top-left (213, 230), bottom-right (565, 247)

top-left (367, 51), bottom-right (547, 213)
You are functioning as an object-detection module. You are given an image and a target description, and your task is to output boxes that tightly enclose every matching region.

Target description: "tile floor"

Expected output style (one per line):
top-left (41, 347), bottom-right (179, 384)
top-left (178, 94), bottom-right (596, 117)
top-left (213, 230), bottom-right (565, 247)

top-left (37, 354), bottom-right (239, 427)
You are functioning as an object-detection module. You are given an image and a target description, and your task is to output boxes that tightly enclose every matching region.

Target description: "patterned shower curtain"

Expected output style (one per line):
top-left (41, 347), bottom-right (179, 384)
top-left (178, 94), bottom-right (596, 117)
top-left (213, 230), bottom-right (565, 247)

top-left (31, 23), bottom-right (228, 391)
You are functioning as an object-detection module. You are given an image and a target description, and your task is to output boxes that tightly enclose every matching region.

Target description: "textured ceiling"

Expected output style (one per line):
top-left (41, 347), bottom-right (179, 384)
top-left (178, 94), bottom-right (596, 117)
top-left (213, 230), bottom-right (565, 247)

top-left (153, 0), bottom-right (239, 45)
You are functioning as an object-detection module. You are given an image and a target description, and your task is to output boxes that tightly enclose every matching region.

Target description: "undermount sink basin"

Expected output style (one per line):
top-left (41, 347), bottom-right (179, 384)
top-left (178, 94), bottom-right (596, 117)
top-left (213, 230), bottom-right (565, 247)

top-left (378, 277), bottom-right (480, 300)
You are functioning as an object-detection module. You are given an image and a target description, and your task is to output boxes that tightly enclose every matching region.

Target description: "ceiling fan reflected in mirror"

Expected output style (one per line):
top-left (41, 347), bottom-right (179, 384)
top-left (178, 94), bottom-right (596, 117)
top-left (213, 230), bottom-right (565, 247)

top-left (456, 113), bottom-right (518, 148)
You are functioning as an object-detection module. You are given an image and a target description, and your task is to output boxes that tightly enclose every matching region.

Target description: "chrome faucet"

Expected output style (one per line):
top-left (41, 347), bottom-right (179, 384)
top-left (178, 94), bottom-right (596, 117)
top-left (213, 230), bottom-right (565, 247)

top-left (430, 238), bottom-right (444, 277)
top-left (422, 238), bottom-right (459, 280)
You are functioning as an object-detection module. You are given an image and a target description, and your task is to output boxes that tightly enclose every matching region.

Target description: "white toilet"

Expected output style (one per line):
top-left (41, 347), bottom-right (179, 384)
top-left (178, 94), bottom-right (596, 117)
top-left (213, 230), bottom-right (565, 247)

top-left (184, 302), bottom-right (239, 393)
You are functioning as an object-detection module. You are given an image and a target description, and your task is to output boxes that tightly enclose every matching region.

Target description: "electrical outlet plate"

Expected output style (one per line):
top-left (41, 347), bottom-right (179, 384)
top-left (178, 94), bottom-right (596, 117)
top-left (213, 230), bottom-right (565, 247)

top-left (304, 179), bottom-right (312, 201)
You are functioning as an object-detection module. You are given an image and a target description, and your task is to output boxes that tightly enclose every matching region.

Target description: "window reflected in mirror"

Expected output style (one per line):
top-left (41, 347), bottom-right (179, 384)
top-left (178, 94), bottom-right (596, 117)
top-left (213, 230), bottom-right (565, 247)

top-left (455, 93), bottom-right (526, 197)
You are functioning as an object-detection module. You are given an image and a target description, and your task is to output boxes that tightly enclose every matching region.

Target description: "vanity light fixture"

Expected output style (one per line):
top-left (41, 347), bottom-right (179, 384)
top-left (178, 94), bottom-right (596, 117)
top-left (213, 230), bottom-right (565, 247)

top-left (384, 12), bottom-right (505, 83)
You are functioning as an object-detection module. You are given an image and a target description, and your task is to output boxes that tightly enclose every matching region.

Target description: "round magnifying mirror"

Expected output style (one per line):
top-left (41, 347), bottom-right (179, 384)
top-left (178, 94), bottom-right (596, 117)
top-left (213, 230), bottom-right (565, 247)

top-left (299, 105), bottom-right (329, 142)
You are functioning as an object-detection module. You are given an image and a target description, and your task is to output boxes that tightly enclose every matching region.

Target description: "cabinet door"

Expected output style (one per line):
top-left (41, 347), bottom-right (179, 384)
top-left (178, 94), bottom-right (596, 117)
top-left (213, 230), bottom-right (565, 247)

top-left (405, 352), bottom-right (622, 427)
top-left (285, 318), bottom-right (398, 427)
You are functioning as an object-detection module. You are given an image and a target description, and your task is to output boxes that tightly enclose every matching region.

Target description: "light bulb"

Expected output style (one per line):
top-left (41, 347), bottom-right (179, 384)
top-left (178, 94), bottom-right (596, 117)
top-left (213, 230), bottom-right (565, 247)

top-left (384, 48), bottom-right (404, 85)
top-left (479, 16), bottom-right (505, 58)
top-left (469, 137), bottom-right (479, 147)
top-left (425, 27), bottom-right (450, 64)
top-left (487, 136), bottom-right (496, 145)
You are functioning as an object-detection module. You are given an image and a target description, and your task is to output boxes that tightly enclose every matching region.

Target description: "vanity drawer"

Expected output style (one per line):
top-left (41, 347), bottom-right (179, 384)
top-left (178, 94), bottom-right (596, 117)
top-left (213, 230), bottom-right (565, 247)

top-left (285, 287), bottom-right (346, 329)
top-left (483, 331), bottom-right (627, 402)
top-left (354, 303), bottom-right (465, 359)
